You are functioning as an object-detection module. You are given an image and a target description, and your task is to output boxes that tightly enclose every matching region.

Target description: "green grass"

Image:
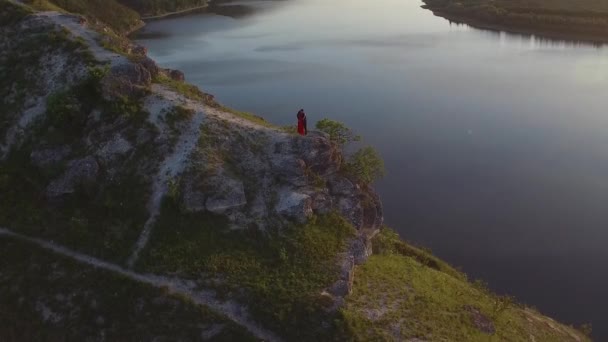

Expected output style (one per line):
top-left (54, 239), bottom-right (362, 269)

top-left (153, 73), bottom-right (211, 102)
top-left (165, 105), bottom-right (195, 132)
top-left (339, 229), bottom-right (590, 341)
top-left (153, 73), bottom-right (281, 129)
top-left (0, 147), bottom-right (150, 263)
top-left (373, 227), bottom-right (465, 280)
top-left (0, 66), bottom-right (154, 263)
top-left (0, 25), bottom-right (95, 143)
top-left (219, 106), bottom-right (277, 128)
top-left (0, 237), bottom-right (256, 341)
top-left (24, 0), bottom-right (142, 34)
top-left (137, 200), bottom-right (356, 340)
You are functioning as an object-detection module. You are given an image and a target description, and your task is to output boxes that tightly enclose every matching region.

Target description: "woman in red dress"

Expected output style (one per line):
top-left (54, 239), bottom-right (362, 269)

top-left (297, 109), bottom-right (307, 136)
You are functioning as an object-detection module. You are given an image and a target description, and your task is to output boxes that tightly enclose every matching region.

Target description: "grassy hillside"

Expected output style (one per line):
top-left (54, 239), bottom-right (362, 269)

top-left (21, 0), bottom-right (209, 33)
top-left (340, 229), bottom-right (592, 341)
top-left (23, 0), bottom-right (143, 33)
top-left (0, 237), bottom-right (256, 341)
top-left (423, 0), bottom-right (608, 43)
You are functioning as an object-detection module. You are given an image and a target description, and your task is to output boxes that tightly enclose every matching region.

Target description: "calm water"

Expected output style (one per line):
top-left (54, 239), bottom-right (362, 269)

top-left (136, 0), bottom-right (608, 337)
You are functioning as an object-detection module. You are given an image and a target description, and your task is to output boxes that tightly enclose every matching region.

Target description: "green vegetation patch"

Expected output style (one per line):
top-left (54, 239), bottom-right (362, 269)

top-left (316, 118), bottom-right (385, 185)
top-left (153, 73), bottom-right (211, 102)
top-left (340, 229), bottom-right (589, 341)
top-left (0, 237), bottom-right (256, 341)
top-left (24, 0), bottom-right (142, 34)
top-left (0, 147), bottom-right (150, 263)
top-left (165, 105), bottom-right (195, 131)
top-left (138, 201), bottom-right (356, 340)
top-left (0, 26), bottom-right (94, 142)
top-left (373, 228), bottom-right (465, 280)
top-left (0, 67), bottom-right (154, 263)
top-left (219, 105), bottom-right (276, 128)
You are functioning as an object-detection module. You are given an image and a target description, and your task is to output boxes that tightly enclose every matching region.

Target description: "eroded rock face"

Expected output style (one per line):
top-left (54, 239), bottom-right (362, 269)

top-left (97, 134), bottom-right (132, 163)
top-left (30, 146), bottom-right (72, 168)
top-left (275, 189), bottom-right (313, 223)
top-left (465, 306), bottom-right (496, 334)
top-left (204, 176), bottom-right (247, 214)
top-left (350, 236), bottom-right (373, 265)
top-left (329, 254), bottom-right (355, 297)
top-left (296, 132), bottom-right (342, 176)
top-left (178, 116), bottom-right (383, 244)
top-left (101, 63), bottom-right (152, 100)
top-left (47, 156), bottom-right (99, 197)
top-left (269, 153), bottom-right (307, 186)
top-left (167, 69), bottom-right (185, 82)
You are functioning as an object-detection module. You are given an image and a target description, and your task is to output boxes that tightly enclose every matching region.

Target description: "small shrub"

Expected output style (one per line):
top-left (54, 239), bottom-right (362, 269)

top-left (345, 146), bottom-right (385, 184)
top-left (578, 323), bottom-right (593, 337)
top-left (165, 106), bottom-right (195, 131)
top-left (46, 91), bottom-right (85, 131)
top-left (315, 118), bottom-right (360, 146)
top-left (492, 295), bottom-right (514, 317)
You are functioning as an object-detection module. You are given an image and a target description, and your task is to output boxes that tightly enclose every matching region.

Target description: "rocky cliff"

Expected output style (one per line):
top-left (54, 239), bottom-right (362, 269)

top-left (0, 1), bottom-right (592, 341)
top-left (1, 1), bottom-right (384, 339)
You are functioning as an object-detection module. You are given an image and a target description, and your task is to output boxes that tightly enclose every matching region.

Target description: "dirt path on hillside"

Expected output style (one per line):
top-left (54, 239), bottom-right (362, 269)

top-left (127, 105), bottom-right (206, 268)
top-left (0, 227), bottom-right (282, 342)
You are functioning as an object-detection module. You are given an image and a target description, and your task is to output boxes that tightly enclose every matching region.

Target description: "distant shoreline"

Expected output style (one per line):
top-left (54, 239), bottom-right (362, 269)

top-left (140, 5), bottom-right (209, 21)
top-left (422, 3), bottom-right (608, 45)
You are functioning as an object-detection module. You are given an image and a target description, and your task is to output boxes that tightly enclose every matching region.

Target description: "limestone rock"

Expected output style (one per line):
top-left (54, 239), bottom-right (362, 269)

top-left (337, 196), bottom-right (364, 230)
top-left (465, 305), bottom-right (495, 334)
top-left (328, 254), bottom-right (355, 297)
top-left (98, 134), bottom-right (132, 163)
top-left (137, 56), bottom-right (160, 79)
top-left (329, 280), bottom-right (351, 297)
top-left (167, 69), bottom-right (185, 82)
top-left (101, 63), bottom-right (151, 100)
top-left (350, 236), bottom-right (373, 265)
top-left (205, 177), bottom-right (247, 214)
top-left (269, 153), bottom-right (307, 186)
top-left (311, 191), bottom-right (333, 214)
top-left (275, 189), bottom-right (313, 223)
top-left (30, 146), bottom-right (71, 167)
top-left (130, 44), bottom-right (147, 56)
top-left (296, 132), bottom-right (341, 176)
top-left (182, 188), bottom-right (206, 213)
top-left (47, 156), bottom-right (99, 197)
top-left (328, 177), bottom-right (356, 196)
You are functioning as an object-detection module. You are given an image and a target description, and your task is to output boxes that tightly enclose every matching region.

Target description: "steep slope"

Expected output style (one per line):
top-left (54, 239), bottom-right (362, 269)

top-left (19, 0), bottom-right (143, 33)
top-left (0, 1), bottom-right (592, 341)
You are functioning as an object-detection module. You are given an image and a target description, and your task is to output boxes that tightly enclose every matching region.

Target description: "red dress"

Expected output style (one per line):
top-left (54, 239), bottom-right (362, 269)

top-left (297, 111), bottom-right (307, 135)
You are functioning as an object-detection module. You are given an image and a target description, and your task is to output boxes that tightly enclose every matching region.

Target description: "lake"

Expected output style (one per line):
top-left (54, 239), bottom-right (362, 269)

top-left (135, 0), bottom-right (608, 338)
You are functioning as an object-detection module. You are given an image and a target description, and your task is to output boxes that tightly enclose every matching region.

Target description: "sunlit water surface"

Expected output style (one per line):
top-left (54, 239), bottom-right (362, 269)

top-left (136, 0), bottom-right (608, 337)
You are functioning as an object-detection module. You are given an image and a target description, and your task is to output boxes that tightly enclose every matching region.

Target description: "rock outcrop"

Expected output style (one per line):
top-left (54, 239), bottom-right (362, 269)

top-left (1, 3), bottom-right (383, 316)
top-left (46, 156), bottom-right (99, 197)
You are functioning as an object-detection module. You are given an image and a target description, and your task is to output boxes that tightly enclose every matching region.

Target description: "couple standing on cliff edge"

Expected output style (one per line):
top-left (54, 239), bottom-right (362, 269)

top-left (297, 109), bottom-right (308, 136)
